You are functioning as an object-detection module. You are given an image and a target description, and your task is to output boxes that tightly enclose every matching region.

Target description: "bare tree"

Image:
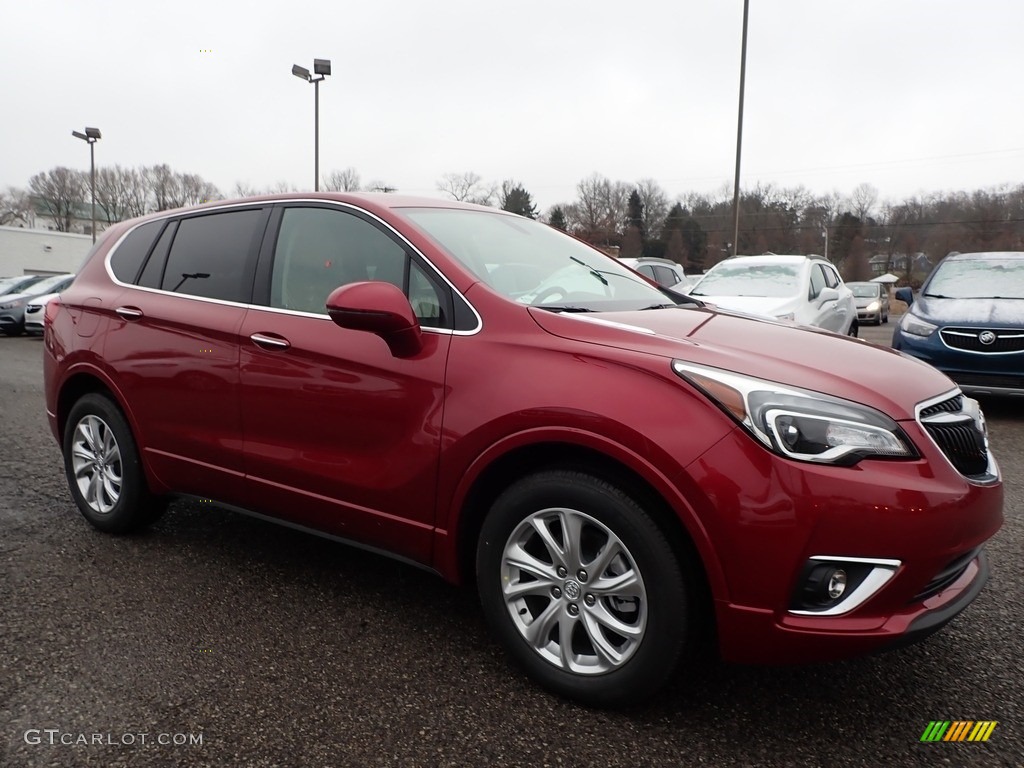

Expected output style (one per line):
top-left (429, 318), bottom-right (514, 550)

top-left (323, 167), bottom-right (361, 192)
top-left (0, 186), bottom-right (32, 226)
top-left (146, 164), bottom-right (184, 211)
top-left (233, 181), bottom-right (261, 198)
top-left (94, 165), bottom-right (150, 224)
top-left (437, 172), bottom-right (495, 205)
top-left (366, 180), bottom-right (398, 193)
top-left (180, 173), bottom-right (221, 206)
top-left (28, 167), bottom-right (87, 232)
top-left (850, 183), bottom-right (879, 222)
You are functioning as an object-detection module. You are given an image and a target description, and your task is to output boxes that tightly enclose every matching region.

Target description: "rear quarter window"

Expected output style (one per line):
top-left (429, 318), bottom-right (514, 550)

top-left (109, 221), bottom-right (163, 284)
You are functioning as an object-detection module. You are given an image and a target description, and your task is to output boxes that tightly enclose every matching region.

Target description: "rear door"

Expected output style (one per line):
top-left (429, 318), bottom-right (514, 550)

top-left (102, 206), bottom-right (269, 503)
top-left (238, 203), bottom-right (453, 563)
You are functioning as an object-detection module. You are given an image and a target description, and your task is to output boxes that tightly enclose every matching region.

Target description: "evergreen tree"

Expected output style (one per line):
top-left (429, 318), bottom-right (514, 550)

top-left (548, 206), bottom-right (568, 231)
top-left (627, 189), bottom-right (645, 239)
top-left (500, 181), bottom-right (539, 219)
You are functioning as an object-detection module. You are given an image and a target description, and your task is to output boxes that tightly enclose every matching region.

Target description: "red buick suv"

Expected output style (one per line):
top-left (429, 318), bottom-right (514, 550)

top-left (43, 194), bottom-right (1003, 706)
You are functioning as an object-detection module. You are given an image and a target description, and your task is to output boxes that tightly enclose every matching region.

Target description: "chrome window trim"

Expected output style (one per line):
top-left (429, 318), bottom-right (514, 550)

top-left (103, 198), bottom-right (483, 336)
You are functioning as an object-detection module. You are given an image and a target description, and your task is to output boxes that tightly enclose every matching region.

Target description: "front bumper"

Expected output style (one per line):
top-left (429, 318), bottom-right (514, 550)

top-left (684, 421), bottom-right (1003, 665)
top-left (893, 328), bottom-right (1024, 395)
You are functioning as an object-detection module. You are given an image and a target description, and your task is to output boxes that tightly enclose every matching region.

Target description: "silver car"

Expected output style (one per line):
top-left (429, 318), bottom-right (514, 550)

top-left (847, 281), bottom-right (890, 325)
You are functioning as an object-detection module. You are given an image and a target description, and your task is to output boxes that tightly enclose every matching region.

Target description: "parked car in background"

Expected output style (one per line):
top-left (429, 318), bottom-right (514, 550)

top-left (619, 257), bottom-right (693, 292)
top-left (847, 281), bottom-right (891, 325)
top-left (44, 194), bottom-right (1001, 706)
top-left (0, 274), bottom-right (46, 297)
top-left (688, 254), bottom-right (858, 335)
top-left (0, 273), bottom-right (75, 336)
top-left (24, 292), bottom-right (62, 335)
top-left (893, 251), bottom-right (1024, 396)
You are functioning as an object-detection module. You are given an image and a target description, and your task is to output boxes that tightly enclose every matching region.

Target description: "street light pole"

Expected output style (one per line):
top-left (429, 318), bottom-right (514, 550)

top-left (292, 59), bottom-right (331, 191)
top-left (823, 225), bottom-right (829, 261)
top-left (71, 127), bottom-right (101, 243)
top-left (730, 0), bottom-right (750, 258)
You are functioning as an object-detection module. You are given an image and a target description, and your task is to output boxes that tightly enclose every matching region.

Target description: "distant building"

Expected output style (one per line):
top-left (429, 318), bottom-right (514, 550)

top-left (0, 225), bottom-right (92, 276)
top-left (27, 195), bottom-right (110, 237)
top-left (869, 252), bottom-right (932, 276)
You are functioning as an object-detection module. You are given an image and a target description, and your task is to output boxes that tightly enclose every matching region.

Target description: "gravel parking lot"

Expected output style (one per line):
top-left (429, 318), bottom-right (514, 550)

top-left (1, 328), bottom-right (1021, 767)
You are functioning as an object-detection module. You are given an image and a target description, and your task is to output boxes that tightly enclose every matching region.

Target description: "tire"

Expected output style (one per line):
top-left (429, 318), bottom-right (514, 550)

top-left (63, 393), bottom-right (166, 533)
top-left (476, 470), bottom-right (692, 707)
top-left (848, 319), bottom-right (859, 337)
top-left (882, 312), bottom-right (889, 324)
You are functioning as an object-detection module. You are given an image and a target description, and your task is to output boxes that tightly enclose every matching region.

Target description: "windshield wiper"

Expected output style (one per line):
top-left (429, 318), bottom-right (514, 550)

top-left (536, 304), bottom-right (594, 313)
top-left (569, 256), bottom-right (609, 285)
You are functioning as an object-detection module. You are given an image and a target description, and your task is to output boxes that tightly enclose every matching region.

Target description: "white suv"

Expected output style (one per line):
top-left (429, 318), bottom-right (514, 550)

top-left (688, 254), bottom-right (858, 335)
top-left (619, 257), bottom-right (693, 292)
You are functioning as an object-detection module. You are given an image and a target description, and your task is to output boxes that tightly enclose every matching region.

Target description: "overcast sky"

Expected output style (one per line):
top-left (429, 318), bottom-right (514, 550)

top-left (3, 0), bottom-right (1023, 213)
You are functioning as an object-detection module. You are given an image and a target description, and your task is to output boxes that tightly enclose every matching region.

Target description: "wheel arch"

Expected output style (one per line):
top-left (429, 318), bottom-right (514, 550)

top-left (447, 439), bottom-right (721, 622)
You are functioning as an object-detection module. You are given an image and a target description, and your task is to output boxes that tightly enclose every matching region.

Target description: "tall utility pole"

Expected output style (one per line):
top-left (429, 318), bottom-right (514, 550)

top-left (72, 127), bottom-right (102, 243)
top-left (730, 0), bottom-right (750, 258)
top-left (292, 59), bottom-right (332, 191)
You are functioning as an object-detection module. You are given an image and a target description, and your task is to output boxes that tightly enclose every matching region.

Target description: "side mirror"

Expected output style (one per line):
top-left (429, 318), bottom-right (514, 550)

top-left (325, 281), bottom-right (423, 358)
top-left (895, 286), bottom-right (913, 306)
top-left (818, 286), bottom-right (839, 304)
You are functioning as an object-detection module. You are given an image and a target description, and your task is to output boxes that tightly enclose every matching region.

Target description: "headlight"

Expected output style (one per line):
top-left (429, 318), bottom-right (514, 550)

top-left (900, 312), bottom-right (937, 337)
top-left (866, 301), bottom-right (880, 312)
top-left (0, 299), bottom-right (25, 310)
top-left (672, 361), bottom-right (916, 465)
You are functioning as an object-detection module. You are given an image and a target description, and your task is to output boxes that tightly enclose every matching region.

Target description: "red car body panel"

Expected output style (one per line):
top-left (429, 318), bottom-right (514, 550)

top-left (43, 193), bottom-right (1003, 668)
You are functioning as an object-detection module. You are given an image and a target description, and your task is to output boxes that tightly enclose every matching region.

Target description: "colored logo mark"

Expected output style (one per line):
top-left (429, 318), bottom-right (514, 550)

top-left (920, 721), bottom-right (997, 742)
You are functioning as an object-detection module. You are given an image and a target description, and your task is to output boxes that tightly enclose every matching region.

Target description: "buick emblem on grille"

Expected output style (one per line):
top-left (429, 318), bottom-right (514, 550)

top-left (978, 330), bottom-right (996, 345)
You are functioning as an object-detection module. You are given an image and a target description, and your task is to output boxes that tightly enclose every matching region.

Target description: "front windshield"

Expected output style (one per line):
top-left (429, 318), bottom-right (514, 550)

top-left (925, 257), bottom-right (1024, 299)
top-left (690, 262), bottom-right (800, 298)
top-left (29, 274), bottom-right (71, 294)
top-left (400, 208), bottom-right (673, 311)
top-left (850, 284), bottom-right (881, 298)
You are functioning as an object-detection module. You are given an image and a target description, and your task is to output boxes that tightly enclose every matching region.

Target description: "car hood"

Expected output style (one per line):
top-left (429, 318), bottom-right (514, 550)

top-left (528, 305), bottom-right (954, 420)
top-left (912, 295), bottom-right (1024, 326)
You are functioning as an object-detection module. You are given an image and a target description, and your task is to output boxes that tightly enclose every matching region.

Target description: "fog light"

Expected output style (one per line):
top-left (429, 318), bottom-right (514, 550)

top-left (827, 569), bottom-right (847, 599)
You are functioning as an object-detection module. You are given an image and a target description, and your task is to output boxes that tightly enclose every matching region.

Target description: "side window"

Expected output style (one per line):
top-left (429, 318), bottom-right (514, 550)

top-left (160, 210), bottom-right (265, 302)
top-left (109, 221), bottom-right (162, 283)
top-left (653, 265), bottom-right (678, 287)
top-left (823, 265), bottom-right (840, 289)
top-left (637, 265), bottom-right (656, 280)
top-left (138, 221), bottom-right (177, 289)
top-left (809, 264), bottom-right (827, 300)
top-left (270, 207), bottom-right (450, 328)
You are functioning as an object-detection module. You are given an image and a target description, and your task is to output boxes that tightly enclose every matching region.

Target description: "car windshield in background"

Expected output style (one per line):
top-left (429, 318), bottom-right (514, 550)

top-left (27, 274), bottom-right (72, 294)
top-left (400, 208), bottom-right (669, 311)
top-left (850, 284), bottom-right (881, 298)
top-left (925, 257), bottom-right (1024, 299)
top-left (691, 263), bottom-right (800, 298)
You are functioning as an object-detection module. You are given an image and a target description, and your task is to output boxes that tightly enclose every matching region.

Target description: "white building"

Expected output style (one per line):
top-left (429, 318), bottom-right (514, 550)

top-left (0, 225), bottom-right (93, 276)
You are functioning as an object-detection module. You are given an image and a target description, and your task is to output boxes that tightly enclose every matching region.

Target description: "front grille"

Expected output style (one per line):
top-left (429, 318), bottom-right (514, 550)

top-left (917, 393), bottom-right (990, 477)
top-left (919, 394), bottom-right (962, 418)
top-left (911, 549), bottom-right (979, 603)
top-left (940, 327), bottom-right (1024, 354)
top-left (922, 422), bottom-right (989, 475)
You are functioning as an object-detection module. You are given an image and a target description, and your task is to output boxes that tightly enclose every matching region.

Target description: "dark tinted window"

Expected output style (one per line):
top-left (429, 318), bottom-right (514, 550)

top-left (637, 265), bottom-right (656, 279)
top-left (822, 265), bottom-right (840, 289)
top-left (110, 221), bottom-right (162, 283)
top-left (161, 210), bottom-right (264, 302)
top-left (138, 221), bottom-right (177, 289)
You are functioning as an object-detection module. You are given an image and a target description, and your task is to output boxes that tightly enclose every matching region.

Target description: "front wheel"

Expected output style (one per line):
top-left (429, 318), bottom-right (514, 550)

top-left (476, 471), bottom-right (692, 706)
top-left (63, 393), bottom-right (166, 533)
top-left (848, 319), bottom-right (859, 337)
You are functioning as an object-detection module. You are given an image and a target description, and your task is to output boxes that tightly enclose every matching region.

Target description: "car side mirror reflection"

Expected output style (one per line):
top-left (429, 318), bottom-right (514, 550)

top-left (895, 286), bottom-right (914, 306)
top-left (325, 281), bottom-right (423, 358)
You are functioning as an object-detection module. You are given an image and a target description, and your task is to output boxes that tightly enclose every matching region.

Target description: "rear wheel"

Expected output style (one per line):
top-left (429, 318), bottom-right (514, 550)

top-left (63, 394), bottom-right (166, 533)
top-left (476, 470), bottom-right (692, 706)
top-left (848, 319), bottom-right (859, 337)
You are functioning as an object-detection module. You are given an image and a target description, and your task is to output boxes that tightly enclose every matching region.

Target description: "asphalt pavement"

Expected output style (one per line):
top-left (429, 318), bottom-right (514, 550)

top-left (1, 328), bottom-right (1021, 767)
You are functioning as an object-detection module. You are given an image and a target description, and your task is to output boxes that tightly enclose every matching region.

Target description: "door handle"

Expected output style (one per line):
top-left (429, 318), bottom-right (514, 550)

top-left (115, 306), bottom-right (143, 320)
top-left (249, 332), bottom-right (291, 350)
